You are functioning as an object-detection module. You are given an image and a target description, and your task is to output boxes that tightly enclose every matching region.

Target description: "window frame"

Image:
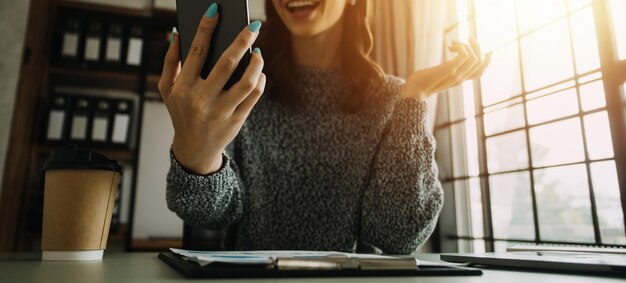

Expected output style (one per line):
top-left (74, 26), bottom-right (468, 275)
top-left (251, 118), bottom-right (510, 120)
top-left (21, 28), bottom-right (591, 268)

top-left (437, 0), bottom-right (626, 252)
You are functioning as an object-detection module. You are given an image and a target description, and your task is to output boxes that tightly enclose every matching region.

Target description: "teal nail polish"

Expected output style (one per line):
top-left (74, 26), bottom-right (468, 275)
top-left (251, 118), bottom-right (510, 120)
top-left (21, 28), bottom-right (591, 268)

top-left (205, 3), bottom-right (218, 18)
top-left (170, 27), bottom-right (177, 44)
top-left (253, 47), bottom-right (261, 54)
top-left (248, 20), bottom-right (262, 32)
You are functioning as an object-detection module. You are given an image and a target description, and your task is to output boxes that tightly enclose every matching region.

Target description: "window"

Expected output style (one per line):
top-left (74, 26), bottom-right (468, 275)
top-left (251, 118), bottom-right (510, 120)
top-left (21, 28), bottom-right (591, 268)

top-left (437, 0), bottom-right (626, 252)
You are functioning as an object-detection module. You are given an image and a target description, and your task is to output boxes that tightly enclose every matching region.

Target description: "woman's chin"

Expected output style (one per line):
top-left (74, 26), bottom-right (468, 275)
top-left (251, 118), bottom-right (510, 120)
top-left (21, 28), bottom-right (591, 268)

top-left (285, 24), bottom-right (322, 37)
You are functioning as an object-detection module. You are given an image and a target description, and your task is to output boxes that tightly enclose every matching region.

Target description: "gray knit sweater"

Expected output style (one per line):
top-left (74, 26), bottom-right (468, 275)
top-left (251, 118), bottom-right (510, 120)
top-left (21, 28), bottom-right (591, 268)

top-left (166, 66), bottom-right (443, 254)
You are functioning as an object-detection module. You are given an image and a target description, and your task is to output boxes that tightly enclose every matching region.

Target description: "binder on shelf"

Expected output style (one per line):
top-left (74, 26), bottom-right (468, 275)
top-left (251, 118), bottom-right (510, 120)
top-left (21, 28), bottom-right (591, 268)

top-left (104, 21), bottom-right (125, 69)
top-left (45, 94), bottom-right (70, 143)
top-left (83, 19), bottom-right (105, 67)
top-left (69, 96), bottom-right (92, 144)
top-left (58, 16), bottom-right (83, 66)
top-left (111, 99), bottom-right (133, 148)
top-left (91, 98), bottom-right (112, 145)
top-left (125, 23), bottom-right (144, 70)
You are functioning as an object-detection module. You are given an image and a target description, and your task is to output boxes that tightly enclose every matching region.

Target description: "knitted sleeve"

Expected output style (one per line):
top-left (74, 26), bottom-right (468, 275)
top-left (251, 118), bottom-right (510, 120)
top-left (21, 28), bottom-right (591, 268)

top-left (165, 143), bottom-right (244, 229)
top-left (360, 77), bottom-right (444, 254)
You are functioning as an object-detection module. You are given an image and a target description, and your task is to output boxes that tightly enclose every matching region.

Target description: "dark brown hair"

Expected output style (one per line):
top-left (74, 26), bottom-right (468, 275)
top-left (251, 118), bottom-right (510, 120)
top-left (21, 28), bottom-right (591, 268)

top-left (257, 0), bottom-right (385, 112)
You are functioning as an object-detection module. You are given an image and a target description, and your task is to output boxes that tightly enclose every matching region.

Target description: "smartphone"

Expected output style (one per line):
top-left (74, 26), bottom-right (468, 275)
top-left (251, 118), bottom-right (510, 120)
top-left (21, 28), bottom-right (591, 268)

top-left (176, 0), bottom-right (250, 90)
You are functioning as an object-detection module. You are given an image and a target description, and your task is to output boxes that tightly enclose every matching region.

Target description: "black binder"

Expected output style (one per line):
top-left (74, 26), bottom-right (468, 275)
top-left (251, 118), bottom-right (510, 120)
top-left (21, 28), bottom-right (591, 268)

top-left (68, 96), bottom-right (92, 144)
top-left (57, 16), bottom-right (84, 66)
top-left (83, 19), bottom-right (105, 68)
top-left (125, 23), bottom-right (144, 71)
top-left (111, 99), bottom-right (133, 148)
top-left (104, 21), bottom-right (125, 69)
top-left (91, 98), bottom-right (112, 146)
top-left (45, 94), bottom-right (70, 143)
top-left (158, 252), bottom-right (482, 279)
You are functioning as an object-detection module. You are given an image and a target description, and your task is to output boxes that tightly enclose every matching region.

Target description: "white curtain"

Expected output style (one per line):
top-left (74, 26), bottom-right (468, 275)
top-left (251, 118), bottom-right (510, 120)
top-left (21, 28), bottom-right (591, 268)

top-left (371, 0), bottom-right (449, 253)
top-left (371, 0), bottom-right (448, 131)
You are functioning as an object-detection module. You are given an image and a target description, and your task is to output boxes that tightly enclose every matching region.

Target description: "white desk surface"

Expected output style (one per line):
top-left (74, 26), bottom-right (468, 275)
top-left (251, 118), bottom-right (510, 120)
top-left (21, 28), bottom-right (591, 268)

top-left (0, 252), bottom-right (623, 283)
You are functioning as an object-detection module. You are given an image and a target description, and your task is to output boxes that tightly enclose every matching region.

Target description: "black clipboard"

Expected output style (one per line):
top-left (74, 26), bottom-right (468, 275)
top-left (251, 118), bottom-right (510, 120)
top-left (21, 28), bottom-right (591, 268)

top-left (158, 252), bottom-right (482, 278)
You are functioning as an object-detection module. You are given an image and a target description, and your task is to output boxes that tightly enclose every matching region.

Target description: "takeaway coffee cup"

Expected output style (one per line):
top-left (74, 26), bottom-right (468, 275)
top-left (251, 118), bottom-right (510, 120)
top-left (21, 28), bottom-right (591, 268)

top-left (41, 145), bottom-right (122, 261)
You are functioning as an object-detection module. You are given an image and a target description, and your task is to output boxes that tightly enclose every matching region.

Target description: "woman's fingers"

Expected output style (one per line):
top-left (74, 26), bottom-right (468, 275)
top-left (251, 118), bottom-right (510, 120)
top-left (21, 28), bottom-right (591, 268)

top-left (205, 21), bottom-right (262, 92)
top-left (449, 41), bottom-right (470, 68)
top-left (432, 51), bottom-right (491, 93)
top-left (179, 5), bottom-right (219, 82)
top-left (224, 48), bottom-right (264, 107)
top-left (465, 37), bottom-right (488, 78)
top-left (234, 73), bottom-right (266, 118)
top-left (453, 41), bottom-right (479, 80)
top-left (158, 28), bottom-right (181, 102)
top-left (468, 52), bottom-right (493, 79)
top-left (469, 36), bottom-right (482, 58)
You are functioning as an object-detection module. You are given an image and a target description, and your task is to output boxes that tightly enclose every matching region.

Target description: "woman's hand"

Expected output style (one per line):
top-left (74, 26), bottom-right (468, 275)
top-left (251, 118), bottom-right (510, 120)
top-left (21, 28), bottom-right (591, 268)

top-left (158, 12), bottom-right (266, 175)
top-left (401, 37), bottom-right (491, 100)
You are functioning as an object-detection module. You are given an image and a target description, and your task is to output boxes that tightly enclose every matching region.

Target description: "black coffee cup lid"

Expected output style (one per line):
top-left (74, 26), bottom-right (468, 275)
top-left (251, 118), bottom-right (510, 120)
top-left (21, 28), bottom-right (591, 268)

top-left (42, 145), bottom-right (123, 173)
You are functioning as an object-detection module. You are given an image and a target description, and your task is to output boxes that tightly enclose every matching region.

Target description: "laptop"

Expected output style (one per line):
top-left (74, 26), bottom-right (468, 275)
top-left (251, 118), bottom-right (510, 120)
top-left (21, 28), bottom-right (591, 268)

top-left (441, 245), bottom-right (626, 276)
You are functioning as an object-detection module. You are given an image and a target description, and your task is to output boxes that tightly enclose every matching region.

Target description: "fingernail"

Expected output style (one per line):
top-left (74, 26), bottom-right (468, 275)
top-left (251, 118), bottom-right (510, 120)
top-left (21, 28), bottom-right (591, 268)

top-left (170, 27), bottom-right (177, 44)
top-left (253, 47), bottom-right (261, 55)
top-left (205, 3), bottom-right (218, 18)
top-left (248, 20), bottom-right (262, 32)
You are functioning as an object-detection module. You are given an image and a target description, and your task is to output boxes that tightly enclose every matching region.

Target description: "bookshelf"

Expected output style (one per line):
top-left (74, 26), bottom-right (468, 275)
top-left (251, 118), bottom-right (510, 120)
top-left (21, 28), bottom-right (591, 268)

top-left (49, 66), bottom-right (142, 90)
top-left (0, 0), bottom-right (177, 252)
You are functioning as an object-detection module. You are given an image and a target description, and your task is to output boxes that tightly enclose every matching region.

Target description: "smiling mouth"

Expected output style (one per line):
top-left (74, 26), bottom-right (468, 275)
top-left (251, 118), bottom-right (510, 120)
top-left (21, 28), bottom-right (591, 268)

top-left (285, 0), bottom-right (321, 13)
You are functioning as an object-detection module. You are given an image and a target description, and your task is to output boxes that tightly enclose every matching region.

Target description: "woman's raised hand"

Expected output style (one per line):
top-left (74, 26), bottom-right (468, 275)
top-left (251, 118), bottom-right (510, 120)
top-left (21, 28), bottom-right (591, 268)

top-left (158, 8), bottom-right (265, 175)
top-left (401, 37), bottom-right (491, 100)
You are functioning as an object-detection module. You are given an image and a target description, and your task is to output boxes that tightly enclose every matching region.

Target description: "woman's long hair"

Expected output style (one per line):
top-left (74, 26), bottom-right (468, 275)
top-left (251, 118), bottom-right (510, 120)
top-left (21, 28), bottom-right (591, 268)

top-left (257, 0), bottom-right (385, 112)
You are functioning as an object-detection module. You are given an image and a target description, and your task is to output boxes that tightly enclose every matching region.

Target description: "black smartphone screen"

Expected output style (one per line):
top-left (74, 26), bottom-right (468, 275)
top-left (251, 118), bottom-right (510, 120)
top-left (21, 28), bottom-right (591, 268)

top-left (176, 0), bottom-right (250, 90)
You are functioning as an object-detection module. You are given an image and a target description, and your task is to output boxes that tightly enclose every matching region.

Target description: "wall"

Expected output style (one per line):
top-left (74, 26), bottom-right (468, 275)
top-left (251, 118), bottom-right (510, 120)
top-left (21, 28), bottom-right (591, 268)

top-left (0, 0), bottom-right (32, 201)
top-left (133, 101), bottom-right (181, 239)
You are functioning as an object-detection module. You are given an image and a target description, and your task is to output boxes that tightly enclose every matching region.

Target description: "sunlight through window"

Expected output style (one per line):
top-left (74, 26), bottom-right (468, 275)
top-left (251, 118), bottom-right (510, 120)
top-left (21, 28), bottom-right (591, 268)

top-left (490, 172), bottom-right (535, 240)
top-left (526, 88), bottom-right (579, 125)
top-left (475, 0), bottom-right (517, 51)
top-left (584, 111), bottom-right (615, 160)
top-left (521, 19), bottom-right (574, 91)
top-left (530, 118), bottom-right (585, 167)
top-left (517, 0), bottom-right (566, 34)
top-left (484, 104), bottom-right (525, 135)
top-left (610, 0), bottom-right (626, 60)
top-left (568, 0), bottom-right (591, 11)
top-left (590, 161), bottom-right (626, 245)
top-left (570, 7), bottom-right (601, 73)
top-left (469, 178), bottom-right (484, 238)
top-left (480, 42), bottom-right (522, 106)
top-left (580, 80), bottom-right (607, 111)
top-left (486, 130), bottom-right (528, 173)
top-left (535, 164), bottom-right (595, 243)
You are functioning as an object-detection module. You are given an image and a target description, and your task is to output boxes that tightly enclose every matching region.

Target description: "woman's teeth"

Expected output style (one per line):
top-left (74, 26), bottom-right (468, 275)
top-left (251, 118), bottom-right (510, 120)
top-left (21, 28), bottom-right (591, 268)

top-left (286, 0), bottom-right (320, 12)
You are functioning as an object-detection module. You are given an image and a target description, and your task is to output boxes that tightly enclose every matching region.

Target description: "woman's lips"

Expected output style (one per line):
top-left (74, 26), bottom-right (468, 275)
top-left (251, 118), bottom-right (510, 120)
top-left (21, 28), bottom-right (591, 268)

top-left (284, 0), bottom-right (320, 20)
